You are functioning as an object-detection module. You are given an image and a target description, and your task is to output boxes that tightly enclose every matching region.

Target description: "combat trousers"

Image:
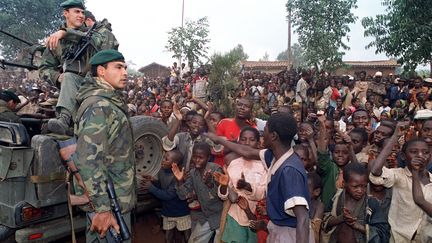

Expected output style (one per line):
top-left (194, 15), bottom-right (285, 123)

top-left (56, 72), bottom-right (84, 118)
top-left (86, 212), bottom-right (131, 243)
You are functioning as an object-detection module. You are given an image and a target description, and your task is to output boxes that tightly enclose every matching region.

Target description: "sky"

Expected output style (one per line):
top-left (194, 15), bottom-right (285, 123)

top-left (86, 0), bottom-right (389, 69)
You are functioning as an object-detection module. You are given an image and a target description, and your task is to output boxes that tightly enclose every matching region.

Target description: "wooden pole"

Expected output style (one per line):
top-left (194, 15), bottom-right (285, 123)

top-left (287, 9), bottom-right (292, 68)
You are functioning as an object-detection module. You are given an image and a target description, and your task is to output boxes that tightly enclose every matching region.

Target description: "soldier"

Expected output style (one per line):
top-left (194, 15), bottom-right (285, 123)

top-left (0, 90), bottom-right (21, 123)
top-left (39, 0), bottom-right (118, 135)
top-left (64, 50), bottom-right (135, 242)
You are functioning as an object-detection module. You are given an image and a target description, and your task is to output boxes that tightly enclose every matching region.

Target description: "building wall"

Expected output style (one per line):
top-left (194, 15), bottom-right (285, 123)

top-left (140, 65), bottom-right (170, 79)
top-left (334, 67), bottom-right (396, 77)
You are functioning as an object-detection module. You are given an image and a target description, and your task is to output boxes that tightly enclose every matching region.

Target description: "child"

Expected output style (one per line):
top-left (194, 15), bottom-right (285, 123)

top-left (349, 128), bottom-right (369, 164)
top-left (370, 131), bottom-right (432, 242)
top-left (159, 99), bottom-right (176, 129)
top-left (308, 172), bottom-right (324, 243)
top-left (143, 150), bottom-right (191, 242)
top-left (317, 115), bottom-right (356, 211)
top-left (412, 156), bottom-right (432, 242)
top-left (294, 144), bottom-right (314, 173)
top-left (163, 111), bottom-right (221, 171)
top-left (322, 162), bottom-right (368, 243)
top-left (213, 127), bottom-right (267, 243)
top-left (172, 142), bottom-right (223, 243)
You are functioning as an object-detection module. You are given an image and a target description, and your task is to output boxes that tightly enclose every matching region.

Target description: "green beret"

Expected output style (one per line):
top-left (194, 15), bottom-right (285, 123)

top-left (90, 50), bottom-right (125, 66)
top-left (84, 10), bottom-right (96, 21)
top-left (60, 0), bottom-right (85, 10)
top-left (1, 90), bottom-right (20, 103)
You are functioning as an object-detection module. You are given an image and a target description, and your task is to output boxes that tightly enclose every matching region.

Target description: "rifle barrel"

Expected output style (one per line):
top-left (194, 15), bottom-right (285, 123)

top-left (0, 60), bottom-right (38, 70)
top-left (0, 29), bottom-right (34, 46)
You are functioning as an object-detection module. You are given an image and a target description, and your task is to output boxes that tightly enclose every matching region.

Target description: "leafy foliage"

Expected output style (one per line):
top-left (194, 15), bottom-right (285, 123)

top-left (208, 45), bottom-right (246, 117)
top-left (287, 0), bottom-right (357, 71)
top-left (229, 44), bottom-right (249, 61)
top-left (276, 43), bottom-right (306, 68)
top-left (259, 52), bottom-right (269, 61)
top-left (165, 17), bottom-right (210, 70)
top-left (362, 0), bottom-right (432, 71)
top-left (0, 0), bottom-right (63, 59)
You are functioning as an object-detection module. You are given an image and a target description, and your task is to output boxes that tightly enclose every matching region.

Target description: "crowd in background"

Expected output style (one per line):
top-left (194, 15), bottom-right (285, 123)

top-left (1, 62), bottom-right (432, 242)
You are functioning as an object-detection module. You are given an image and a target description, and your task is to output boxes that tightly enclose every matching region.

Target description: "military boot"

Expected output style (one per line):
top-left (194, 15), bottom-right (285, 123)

top-left (47, 110), bottom-right (72, 135)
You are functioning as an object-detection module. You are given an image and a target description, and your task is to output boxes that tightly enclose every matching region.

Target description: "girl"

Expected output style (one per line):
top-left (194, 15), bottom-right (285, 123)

top-left (213, 127), bottom-right (267, 243)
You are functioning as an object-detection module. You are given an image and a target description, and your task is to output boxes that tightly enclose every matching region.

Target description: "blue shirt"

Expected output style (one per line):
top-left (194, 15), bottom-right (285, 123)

top-left (263, 149), bottom-right (311, 227)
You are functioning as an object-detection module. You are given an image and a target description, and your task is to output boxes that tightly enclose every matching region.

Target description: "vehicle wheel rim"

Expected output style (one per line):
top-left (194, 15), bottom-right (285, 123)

top-left (135, 132), bottom-right (163, 194)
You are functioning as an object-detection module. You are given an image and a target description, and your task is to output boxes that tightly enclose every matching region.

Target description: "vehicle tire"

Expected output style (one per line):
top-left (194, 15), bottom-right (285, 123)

top-left (0, 224), bottom-right (14, 242)
top-left (130, 116), bottom-right (168, 194)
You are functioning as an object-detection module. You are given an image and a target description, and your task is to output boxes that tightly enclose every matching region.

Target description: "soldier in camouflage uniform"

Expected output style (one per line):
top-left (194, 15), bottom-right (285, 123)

top-left (0, 90), bottom-right (21, 123)
top-left (39, 0), bottom-right (119, 135)
top-left (70, 49), bottom-right (135, 242)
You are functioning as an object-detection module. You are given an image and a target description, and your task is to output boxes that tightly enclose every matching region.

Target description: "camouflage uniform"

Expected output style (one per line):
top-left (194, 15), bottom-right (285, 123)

top-left (39, 21), bottom-right (118, 134)
top-left (72, 76), bottom-right (135, 242)
top-left (0, 100), bottom-right (20, 123)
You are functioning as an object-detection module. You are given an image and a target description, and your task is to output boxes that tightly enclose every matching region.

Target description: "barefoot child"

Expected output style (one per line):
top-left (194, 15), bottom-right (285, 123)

top-left (142, 150), bottom-right (191, 242)
top-left (172, 142), bottom-right (223, 243)
top-left (370, 125), bottom-right (432, 242)
top-left (322, 162), bottom-right (368, 243)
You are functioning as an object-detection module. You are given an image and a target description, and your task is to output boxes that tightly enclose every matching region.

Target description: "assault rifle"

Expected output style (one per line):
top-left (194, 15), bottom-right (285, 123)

top-left (87, 179), bottom-right (131, 243)
top-left (0, 59), bottom-right (38, 70)
top-left (58, 138), bottom-right (131, 243)
top-left (63, 22), bottom-right (98, 62)
top-left (0, 29), bottom-right (45, 70)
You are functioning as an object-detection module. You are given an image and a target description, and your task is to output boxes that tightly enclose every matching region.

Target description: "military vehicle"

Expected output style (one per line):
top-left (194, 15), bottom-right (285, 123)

top-left (0, 116), bottom-right (167, 242)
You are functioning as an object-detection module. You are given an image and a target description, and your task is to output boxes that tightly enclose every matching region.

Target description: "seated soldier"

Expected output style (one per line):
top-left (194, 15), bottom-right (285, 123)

top-left (0, 90), bottom-right (21, 123)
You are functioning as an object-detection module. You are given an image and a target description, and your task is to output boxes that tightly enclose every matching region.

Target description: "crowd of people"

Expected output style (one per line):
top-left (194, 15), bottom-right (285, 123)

top-left (1, 58), bottom-right (432, 242)
top-left (135, 66), bottom-right (432, 243)
top-left (1, 0), bottom-right (430, 242)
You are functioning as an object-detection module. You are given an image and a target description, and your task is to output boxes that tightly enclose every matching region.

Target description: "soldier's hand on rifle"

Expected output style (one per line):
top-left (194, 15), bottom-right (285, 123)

top-left (46, 30), bottom-right (66, 50)
top-left (90, 211), bottom-right (120, 238)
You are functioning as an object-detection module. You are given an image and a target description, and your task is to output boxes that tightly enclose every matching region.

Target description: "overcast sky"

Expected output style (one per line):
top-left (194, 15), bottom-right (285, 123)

top-left (86, 0), bottom-right (388, 69)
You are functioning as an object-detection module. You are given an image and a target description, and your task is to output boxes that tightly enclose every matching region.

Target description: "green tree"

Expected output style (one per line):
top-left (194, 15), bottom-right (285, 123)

top-left (259, 52), bottom-right (269, 61)
top-left (166, 17), bottom-right (210, 70)
top-left (0, 0), bottom-right (63, 59)
top-left (208, 45), bottom-right (245, 117)
top-left (362, 0), bottom-right (432, 72)
top-left (230, 44), bottom-right (249, 61)
top-left (286, 0), bottom-right (357, 71)
top-left (276, 43), bottom-right (306, 68)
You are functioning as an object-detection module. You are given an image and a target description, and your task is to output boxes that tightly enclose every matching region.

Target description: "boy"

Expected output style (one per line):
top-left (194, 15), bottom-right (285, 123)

top-left (308, 172), bottom-right (324, 243)
top-left (322, 162), bottom-right (368, 243)
top-left (163, 111), bottom-right (221, 171)
top-left (142, 150), bottom-right (191, 242)
top-left (317, 115), bottom-right (356, 211)
top-left (370, 125), bottom-right (432, 242)
top-left (349, 128), bottom-right (369, 164)
top-left (172, 142), bottom-right (223, 243)
top-left (205, 113), bottom-right (313, 243)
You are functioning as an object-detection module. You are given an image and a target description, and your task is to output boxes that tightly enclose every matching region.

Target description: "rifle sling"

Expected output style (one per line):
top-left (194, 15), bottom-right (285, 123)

top-left (30, 172), bottom-right (66, 183)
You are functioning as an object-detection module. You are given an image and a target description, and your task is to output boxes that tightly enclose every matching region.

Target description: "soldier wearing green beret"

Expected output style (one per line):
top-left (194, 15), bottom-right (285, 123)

top-left (64, 50), bottom-right (135, 242)
top-left (39, 0), bottom-right (119, 135)
top-left (0, 90), bottom-right (21, 123)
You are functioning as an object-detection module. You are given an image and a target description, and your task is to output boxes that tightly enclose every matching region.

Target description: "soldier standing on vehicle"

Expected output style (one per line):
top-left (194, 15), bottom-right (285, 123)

top-left (39, 0), bottom-right (119, 135)
top-left (62, 50), bottom-right (135, 242)
top-left (0, 90), bottom-right (21, 123)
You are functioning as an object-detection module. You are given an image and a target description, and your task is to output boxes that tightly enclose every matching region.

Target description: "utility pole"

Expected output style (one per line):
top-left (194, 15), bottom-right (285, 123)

top-left (179, 0), bottom-right (185, 66)
top-left (287, 9), bottom-right (292, 68)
